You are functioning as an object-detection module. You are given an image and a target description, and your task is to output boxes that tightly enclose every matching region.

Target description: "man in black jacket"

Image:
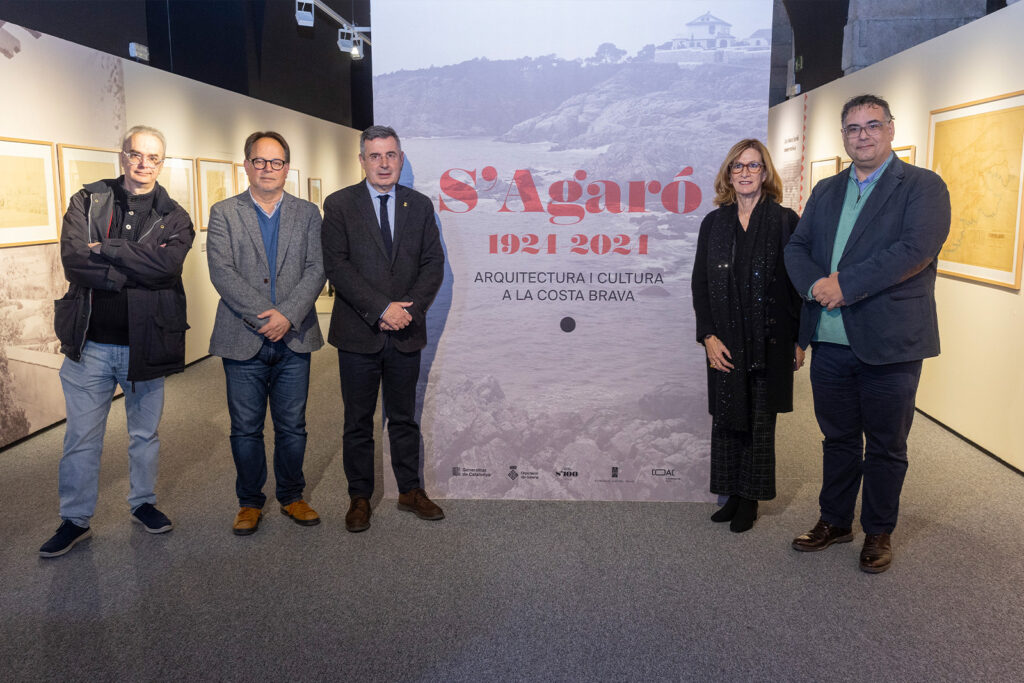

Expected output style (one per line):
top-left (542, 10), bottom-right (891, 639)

top-left (40, 125), bottom-right (194, 558)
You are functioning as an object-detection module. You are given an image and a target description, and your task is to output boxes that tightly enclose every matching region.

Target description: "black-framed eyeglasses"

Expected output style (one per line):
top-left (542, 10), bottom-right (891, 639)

top-left (842, 119), bottom-right (892, 138)
top-left (249, 157), bottom-right (286, 170)
top-left (730, 161), bottom-right (763, 174)
top-left (123, 150), bottom-right (163, 166)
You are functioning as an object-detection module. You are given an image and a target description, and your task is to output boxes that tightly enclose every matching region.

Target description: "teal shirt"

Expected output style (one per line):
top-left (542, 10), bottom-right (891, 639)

top-left (812, 153), bottom-right (894, 344)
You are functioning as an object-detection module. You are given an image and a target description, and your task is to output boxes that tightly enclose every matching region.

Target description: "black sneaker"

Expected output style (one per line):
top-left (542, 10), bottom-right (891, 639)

top-left (39, 520), bottom-right (92, 558)
top-left (131, 503), bottom-right (173, 534)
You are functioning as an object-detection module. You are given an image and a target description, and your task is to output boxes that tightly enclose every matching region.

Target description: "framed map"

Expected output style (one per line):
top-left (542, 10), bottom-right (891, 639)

top-left (894, 145), bottom-right (916, 166)
top-left (929, 91), bottom-right (1024, 289)
top-left (57, 144), bottom-right (120, 211)
top-left (197, 158), bottom-right (235, 231)
top-left (235, 163), bottom-right (248, 195)
top-left (158, 157), bottom-right (196, 222)
top-left (308, 177), bottom-right (322, 209)
top-left (0, 137), bottom-right (60, 247)
top-left (810, 156), bottom-right (840, 191)
top-left (285, 168), bottom-right (301, 198)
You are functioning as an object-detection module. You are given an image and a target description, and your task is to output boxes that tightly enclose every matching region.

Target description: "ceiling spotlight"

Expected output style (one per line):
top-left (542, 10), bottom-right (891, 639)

top-left (295, 1), bottom-right (314, 27)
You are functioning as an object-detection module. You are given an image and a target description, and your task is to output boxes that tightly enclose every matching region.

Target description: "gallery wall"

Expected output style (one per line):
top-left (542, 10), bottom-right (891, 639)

top-left (0, 22), bottom-right (362, 448)
top-left (768, 2), bottom-right (1024, 471)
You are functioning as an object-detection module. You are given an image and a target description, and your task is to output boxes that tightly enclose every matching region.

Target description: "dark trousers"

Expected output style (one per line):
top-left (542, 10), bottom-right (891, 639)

top-left (338, 338), bottom-right (422, 498)
top-left (222, 340), bottom-right (311, 509)
top-left (810, 343), bottom-right (922, 534)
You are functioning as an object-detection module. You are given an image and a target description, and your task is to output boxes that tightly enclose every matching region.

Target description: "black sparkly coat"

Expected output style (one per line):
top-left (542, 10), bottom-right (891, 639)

top-left (691, 199), bottom-right (801, 430)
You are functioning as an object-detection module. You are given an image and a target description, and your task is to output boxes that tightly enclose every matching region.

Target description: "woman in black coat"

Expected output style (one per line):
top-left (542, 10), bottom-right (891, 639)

top-left (691, 139), bottom-right (803, 532)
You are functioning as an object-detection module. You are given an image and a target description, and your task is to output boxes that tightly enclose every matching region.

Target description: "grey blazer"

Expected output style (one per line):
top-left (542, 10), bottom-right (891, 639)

top-left (207, 190), bottom-right (326, 360)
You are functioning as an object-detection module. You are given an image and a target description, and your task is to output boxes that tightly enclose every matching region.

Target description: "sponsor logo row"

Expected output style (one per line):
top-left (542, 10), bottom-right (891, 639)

top-left (450, 465), bottom-right (684, 482)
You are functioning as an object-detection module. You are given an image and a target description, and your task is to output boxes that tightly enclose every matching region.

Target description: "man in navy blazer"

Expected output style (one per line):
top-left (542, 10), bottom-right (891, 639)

top-left (784, 95), bottom-right (951, 573)
top-left (208, 131), bottom-right (326, 536)
top-left (321, 125), bottom-right (445, 533)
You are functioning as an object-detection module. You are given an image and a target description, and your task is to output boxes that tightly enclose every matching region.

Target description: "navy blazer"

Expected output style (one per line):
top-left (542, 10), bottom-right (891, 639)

top-left (784, 157), bottom-right (950, 365)
top-left (321, 182), bottom-right (444, 354)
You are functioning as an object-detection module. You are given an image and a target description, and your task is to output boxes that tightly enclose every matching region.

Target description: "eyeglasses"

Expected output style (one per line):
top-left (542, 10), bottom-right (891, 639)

top-left (364, 151), bottom-right (400, 164)
top-left (249, 157), bottom-right (286, 170)
top-left (730, 161), bottom-right (763, 174)
top-left (123, 150), bottom-right (163, 166)
top-left (842, 119), bottom-right (892, 138)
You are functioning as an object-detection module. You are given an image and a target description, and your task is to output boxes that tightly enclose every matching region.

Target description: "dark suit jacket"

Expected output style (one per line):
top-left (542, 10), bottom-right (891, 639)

top-left (784, 157), bottom-right (951, 365)
top-left (321, 182), bottom-right (444, 353)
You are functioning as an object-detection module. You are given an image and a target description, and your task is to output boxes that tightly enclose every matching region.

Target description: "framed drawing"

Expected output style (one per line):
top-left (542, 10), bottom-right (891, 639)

top-left (235, 163), bottom-right (248, 195)
top-left (894, 145), bottom-right (916, 165)
top-left (197, 158), bottom-right (235, 231)
top-left (158, 157), bottom-right (197, 222)
top-left (0, 137), bottom-right (60, 247)
top-left (929, 90), bottom-right (1024, 289)
top-left (285, 168), bottom-right (300, 198)
top-left (308, 177), bottom-right (323, 209)
top-left (57, 144), bottom-right (120, 210)
top-left (809, 156), bottom-right (840, 191)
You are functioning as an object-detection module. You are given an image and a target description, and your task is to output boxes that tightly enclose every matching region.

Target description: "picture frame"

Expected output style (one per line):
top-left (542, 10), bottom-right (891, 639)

top-left (809, 156), bottom-right (840, 191)
top-left (235, 163), bottom-right (248, 196)
top-left (285, 168), bottom-right (301, 198)
top-left (894, 145), bottom-right (916, 165)
top-left (308, 177), bottom-right (323, 209)
top-left (841, 159), bottom-right (852, 171)
top-left (0, 137), bottom-right (60, 247)
top-left (929, 90), bottom-right (1024, 289)
top-left (196, 158), bottom-right (235, 231)
top-left (57, 144), bottom-right (120, 211)
top-left (157, 157), bottom-right (197, 223)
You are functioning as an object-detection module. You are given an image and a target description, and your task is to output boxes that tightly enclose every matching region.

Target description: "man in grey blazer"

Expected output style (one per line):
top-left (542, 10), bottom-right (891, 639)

top-left (784, 95), bottom-right (951, 573)
top-left (321, 125), bottom-right (445, 533)
top-left (207, 131), bottom-right (326, 536)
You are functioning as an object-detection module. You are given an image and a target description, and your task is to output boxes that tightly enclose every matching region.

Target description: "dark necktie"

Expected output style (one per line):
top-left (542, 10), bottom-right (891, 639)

top-left (378, 194), bottom-right (393, 258)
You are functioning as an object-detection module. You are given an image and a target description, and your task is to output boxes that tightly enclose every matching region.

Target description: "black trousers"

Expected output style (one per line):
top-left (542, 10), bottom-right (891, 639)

top-left (338, 338), bottom-right (422, 498)
top-left (810, 342), bottom-right (922, 534)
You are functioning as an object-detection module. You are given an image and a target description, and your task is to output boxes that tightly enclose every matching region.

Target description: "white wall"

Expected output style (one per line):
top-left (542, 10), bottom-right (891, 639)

top-left (768, 2), bottom-right (1024, 470)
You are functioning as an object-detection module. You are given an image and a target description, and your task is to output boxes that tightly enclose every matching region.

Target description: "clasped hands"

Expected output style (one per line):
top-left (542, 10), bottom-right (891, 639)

top-left (255, 309), bottom-right (291, 342)
top-left (379, 301), bottom-right (413, 332)
top-left (705, 335), bottom-right (805, 372)
top-left (812, 272), bottom-right (845, 310)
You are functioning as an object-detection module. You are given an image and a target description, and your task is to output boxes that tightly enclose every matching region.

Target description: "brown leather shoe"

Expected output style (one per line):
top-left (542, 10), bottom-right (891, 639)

top-left (397, 488), bottom-right (445, 521)
top-left (345, 497), bottom-right (372, 533)
top-left (860, 533), bottom-right (893, 573)
top-left (792, 518), bottom-right (854, 551)
top-left (232, 507), bottom-right (262, 536)
top-left (280, 499), bottom-right (321, 526)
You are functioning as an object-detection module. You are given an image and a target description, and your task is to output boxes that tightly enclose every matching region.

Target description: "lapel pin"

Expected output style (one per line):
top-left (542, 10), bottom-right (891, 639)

top-left (403, 201), bottom-right (407, 207)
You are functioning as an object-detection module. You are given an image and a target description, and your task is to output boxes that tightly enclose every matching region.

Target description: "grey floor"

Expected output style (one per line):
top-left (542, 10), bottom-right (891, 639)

top-left (1, 339), bottom-right (1023, 682)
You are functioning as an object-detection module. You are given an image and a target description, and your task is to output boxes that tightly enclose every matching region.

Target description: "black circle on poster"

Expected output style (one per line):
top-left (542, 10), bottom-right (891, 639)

top-left (560, 317), bottom-right (576, 333)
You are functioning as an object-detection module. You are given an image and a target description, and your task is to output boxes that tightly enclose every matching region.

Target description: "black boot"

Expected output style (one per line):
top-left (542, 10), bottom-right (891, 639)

top-left (711, 495), bottom-right (740, 522)
top-left (730, 498), bottom-right (758, 533)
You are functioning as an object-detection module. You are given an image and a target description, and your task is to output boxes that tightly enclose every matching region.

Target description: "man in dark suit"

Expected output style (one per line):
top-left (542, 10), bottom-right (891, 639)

top-left (784, 95), bottom-right (951, 573)
top-left (207, 131), bottom-right (326, 536)
top-left (321, 125), bottom-right (445, 533)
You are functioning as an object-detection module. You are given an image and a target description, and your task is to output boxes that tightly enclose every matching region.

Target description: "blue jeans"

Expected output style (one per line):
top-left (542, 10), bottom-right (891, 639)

top-left (222, 339), bottom-right (311, 508)
top-left (810, 343), bottom-right (922, 534)
top-left (58, 341), bottom-right (165, 527)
